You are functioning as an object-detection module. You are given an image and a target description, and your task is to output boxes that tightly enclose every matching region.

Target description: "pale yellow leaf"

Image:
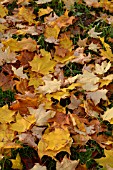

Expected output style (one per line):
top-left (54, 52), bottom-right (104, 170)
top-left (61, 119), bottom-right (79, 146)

top-left (95, 61), bottom-right (111, 75)
top-left (30, 163), bottom-right (47, 170)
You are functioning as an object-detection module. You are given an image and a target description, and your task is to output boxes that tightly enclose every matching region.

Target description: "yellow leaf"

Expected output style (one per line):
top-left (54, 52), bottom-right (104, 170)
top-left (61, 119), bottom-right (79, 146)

top-left (0, 105), bottom-right (15, 123)
top-left (18, 6), bottom-right (36, 25)
top-left (10, 113), bottom-right (36, 132)
top-left (2, 38), bottom-right (22, 52)
top-left (0, 124), bottom-right (14, 142)
top-left (0, 24), bottom-right (7, 33)
top-left (29, 49), bottom-right (56, 75)
top-left (44, 25), bottom-right (60, 40)
top-left (10, 153), bottom-right (23, 170)
top-left (38, 7), bottom-right (53, 17)
top-left (38, 127), bottom-right (72, 159)
top-left (62, 0), bottom-right (76, 10)
top-left (59, 34), bottom-right (73, 52)
top-left (0, 4), bottom-right (8, 18)
top-left (99, 37), bottom-right (113, 61)
top-left (95, 149), bottom-right (113, 169)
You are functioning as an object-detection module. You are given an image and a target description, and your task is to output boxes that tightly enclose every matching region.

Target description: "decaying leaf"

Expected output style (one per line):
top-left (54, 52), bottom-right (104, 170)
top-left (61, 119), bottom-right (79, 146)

top-left (30, 163), bottom-right (47, 170)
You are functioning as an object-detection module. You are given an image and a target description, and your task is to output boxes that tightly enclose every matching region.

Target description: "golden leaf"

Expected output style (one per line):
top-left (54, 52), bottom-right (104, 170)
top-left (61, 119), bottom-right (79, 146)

top-left (18, 6), bottom-right (36, 25)
top-left (95, 149), bottom-right (113, 169)
top-left (0, 24), bottom-right (7, 33)
top-left (101, 107), bottom-right (113, 123)
top-left (10, 113), bottom-right (36, 132)
top-left (2, 38), bottom-right (22, 52)
top-left (29, 49), bottom-right (56, 75)
top-left (0, 105), bottom-right (15, 123)
top-left (38, 7), bottom-right (53, 17)
top-left (38, 127), bottom-right (72, 159)
top-left (10, 153), bottom-right (23, 170)
top-left (0, 4), bottom-right (8, 18)
top-left (44, 25), bottom-right (60, 40)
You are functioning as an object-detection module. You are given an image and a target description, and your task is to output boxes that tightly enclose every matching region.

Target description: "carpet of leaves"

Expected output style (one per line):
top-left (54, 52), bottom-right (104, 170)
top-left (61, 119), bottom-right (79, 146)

top-left (1, 0), bottom-right (113, 169)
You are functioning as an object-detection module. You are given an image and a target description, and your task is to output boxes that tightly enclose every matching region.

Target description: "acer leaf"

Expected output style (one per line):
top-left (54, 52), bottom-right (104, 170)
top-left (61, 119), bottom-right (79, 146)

top-left (56, 155), bottom-right (79, 170)
top-left (37, 77), bottom-right (61, 94)
top-left (0, 105), bottom-right (15, 123)
top-left (30, 163), bottom-right (47, 170)
top-left (62, 0), bottom-right (76, 10)
top-left (94, 61), bottom-right (111, 75)
top-left (10, 153), bottom-right (23, 170)
top-left (86, 89), bottom-right (108, 105)
top-left (2, 38), bottom-right (22, 52)
top-left (0, 47), bottom-right (17, 66)
top-left (88, 42), bottom-right (100, 52)
top-left (12, 66), bottom-right (28, 79)
top-left (36, 0), bottom-right (52, 4)
top-left (95, 149), bottom-right (113, 169)
top-left (44, 25), bottom-right (60, 40)
top-left (0, 24), bottom-right (7, 33)
top-left (0, 4), bottom-right (8, 18)
top-left (0, 124), bottom-right (14, 143)
top-left (77, 70), bottom-right (100, 91)
top-left (101, 107), bottom-right (113, 123)
top-left (18, 6), bottom-right (36, 25)
top-left (88, 27), bottom-right (102, 38)
top-left (28, 104), bottom-right (55, 126)
top-left (38, 7), bottom-right (53, 17)
top-left (29, 49), bottom-right (56, 75)
top-left (10, 112), bottom-right (36, 132)
top-left (38, 127), bottom-right (72, 159)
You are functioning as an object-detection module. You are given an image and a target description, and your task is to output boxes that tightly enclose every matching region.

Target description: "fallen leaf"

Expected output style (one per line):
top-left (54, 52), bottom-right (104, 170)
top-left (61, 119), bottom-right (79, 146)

top-left (38, 127), bottom-right (72, 159)
top-left (56, 155), bottom-right (79, 170)
top-left (38, 7), bottom-right (53, 17)
top-left (101, 107), bottom-right (113, 123)
top-left (10, 153), bottom-right (23, 170)
top-left (12, 66), bottom-right (28, 79)
top-left (30, 163), bottom-right (47, 170)
top-left (86, 89), bottom-right (108, 105)
top-left (94, 61), bottom-right (111, 75)
top-left (95, 149), bottom-right (113, 169)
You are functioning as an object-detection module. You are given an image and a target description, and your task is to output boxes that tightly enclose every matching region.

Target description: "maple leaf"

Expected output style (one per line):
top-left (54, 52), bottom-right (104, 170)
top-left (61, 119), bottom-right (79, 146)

top-left (38, 7), bottom-right (53, 17)
top-left (10, 153), bottom-right (23, 170)
top-left (101, 107), bottom-right (113, 123)
top-left (56, 155), bottom-right (79, 170)
top-left (62, 0), bottom-right (76, 10)
top-left (77, 70), bottom-right (100, 91)
top-left (10, 112), bottom-right (36, 132)
top-left (86, 89), bottom-right (108, 105)
top-left (35, 0), bottom-right (52, 4)
top-left (0, 4), bottom-right (8, 18)
top-left (99, 37), bottom-right (113, 61)
top-left (0, 24), bottom-right (7, 33)
top-left (37, 76), bottom-right (61, 94)
top-left (88, 42), bottom-right (100, 52)
top-left (18, 38), bottom-right (37, 52)
top-left (95, 149), bottom-right (113, 169)
top-left (12, 66), bottom-right (28, 79)
top-left (2, 38), bottom-right (22, 52)
top-left (17, 132), bottom-right (37, 148)
top-left (29, 49), bottom-right (56, 75)
top-left (38, 127), bottom-right (72, 159)
top-left (67, 94), bottom-right (81, 110)
top-left (18, 6), bottom-right (36, 25)
top-left (30, 163), bottom-right (47, 170)
top-left (77, 37), bottom-right (88, 47)
top-left (84, 0), bottom-right (100, 7)
top-left (0, 47), bottom-right (17, 66)
top-left (94, 61), bottom-right (111, 75)
top-left (31, 126), bottom-right (46, 139)
top-left (88, 27), bottom-right (102, 38)
top-left (28, 104), bottom-right (55, 126)
top-left (44, 25), bottom-right (60, 40)
top-left (0, 105), bottom-right (15, 123)
top-left (0, 123), bottom-right (14, 143)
